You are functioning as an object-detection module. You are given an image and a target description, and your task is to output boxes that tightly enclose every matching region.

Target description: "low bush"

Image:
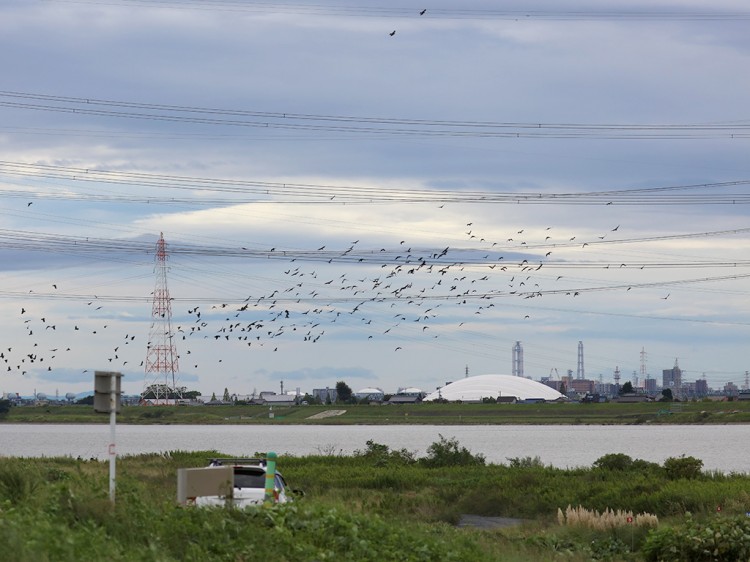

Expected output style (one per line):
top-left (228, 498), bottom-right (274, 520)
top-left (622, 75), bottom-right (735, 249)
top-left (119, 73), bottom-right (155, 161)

top-left (506, 455), bottom-right (545, 468)
top-left (353, 439), bottom-right (416, 467)
top-left (593, 453), bottom-right (636, 471)
top-left (642, 514), bottom-right (750, 562)
top-left (419, 434), bottom-right (485, 468)
top-left (663, 455), bottom-right (703, 480)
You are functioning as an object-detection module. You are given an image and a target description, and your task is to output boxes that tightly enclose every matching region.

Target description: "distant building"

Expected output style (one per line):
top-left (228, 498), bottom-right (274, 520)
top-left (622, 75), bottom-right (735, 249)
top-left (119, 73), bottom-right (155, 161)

top-left (663, 362), bottom-right (682, 395)
top-left (395, 387), bottom-right (424, 398)
top-left (614, 393), bottom-right (652, 403)
top-left (597, 383), bottom-right (619, 399)
top-left (643, 377), bottom-right (657, 394)
top-left (570, 379), bottom-right (595, 395)
top-left (312, 387), bottom-right (337, 403)
top-left (694, 379), bottom-right (709, 398)
top-left (541, 379), bottom-right (565, 393)
top-left (424, 374), bottom-right (566, 403)
top-left (261, 394), bottom-right (297, 406)
top-left (724, 381), bottom-right (739, 397)
top-left (354, 387), bottom-right (385, 402)
top-left (387, 395), bottom-right (421, 405)
top-left (681, 381), bottom-right (709, 400)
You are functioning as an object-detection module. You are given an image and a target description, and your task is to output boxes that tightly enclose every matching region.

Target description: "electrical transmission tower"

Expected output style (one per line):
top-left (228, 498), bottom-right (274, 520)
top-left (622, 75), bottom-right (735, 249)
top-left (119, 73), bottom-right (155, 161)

top-left (143, 233), bottom-right (181, 404)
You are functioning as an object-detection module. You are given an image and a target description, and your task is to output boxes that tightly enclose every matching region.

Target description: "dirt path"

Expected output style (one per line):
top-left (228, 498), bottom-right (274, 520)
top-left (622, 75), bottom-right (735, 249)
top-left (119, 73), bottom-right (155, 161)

top-left (305, 409), bottom-right (347, 420)
top-left (457, 515), bottom-right (525, 529)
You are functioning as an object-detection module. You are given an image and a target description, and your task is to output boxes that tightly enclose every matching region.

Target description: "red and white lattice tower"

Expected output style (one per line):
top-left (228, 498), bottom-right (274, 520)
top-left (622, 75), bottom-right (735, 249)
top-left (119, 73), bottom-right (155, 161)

top-left (143, 233), bottom-right (180, 404)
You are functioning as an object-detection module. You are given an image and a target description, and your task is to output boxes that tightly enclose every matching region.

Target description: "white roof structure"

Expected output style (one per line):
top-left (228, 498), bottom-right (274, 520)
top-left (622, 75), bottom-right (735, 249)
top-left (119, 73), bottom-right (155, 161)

top-left (398, 387), bottom-right (423, 395)
top-left (355, 387), bottom-right (384, 395)
top-left (424, 374), bottom-right (565, 402)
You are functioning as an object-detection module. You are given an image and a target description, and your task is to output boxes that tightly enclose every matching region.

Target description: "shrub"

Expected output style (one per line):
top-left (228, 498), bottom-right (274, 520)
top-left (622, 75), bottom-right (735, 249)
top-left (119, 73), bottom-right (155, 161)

top-left (642, 515), bottom-right (750, 561)
top-left (420, 435), bottom-right (485, 468)
top-left (354, 440), bottom-right (416, 467)
top-left (593, 453), bottom-right (635, 471)
top-left (506, 456), bottom-right (545, 468)
top-left (663, 455), bottom-right (703, 480)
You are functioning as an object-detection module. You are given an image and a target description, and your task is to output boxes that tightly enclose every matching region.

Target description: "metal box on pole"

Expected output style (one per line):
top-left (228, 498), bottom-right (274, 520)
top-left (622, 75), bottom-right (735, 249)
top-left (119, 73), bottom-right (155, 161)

top-left (94, 370), bottom-right (122, 413)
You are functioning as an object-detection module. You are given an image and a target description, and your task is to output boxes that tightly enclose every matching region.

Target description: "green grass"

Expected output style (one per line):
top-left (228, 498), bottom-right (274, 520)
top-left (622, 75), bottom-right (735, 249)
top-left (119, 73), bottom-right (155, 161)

top-left (0, 445), bottom-right (748, 561)
top-left (5, 399), bottom-right (750, 425)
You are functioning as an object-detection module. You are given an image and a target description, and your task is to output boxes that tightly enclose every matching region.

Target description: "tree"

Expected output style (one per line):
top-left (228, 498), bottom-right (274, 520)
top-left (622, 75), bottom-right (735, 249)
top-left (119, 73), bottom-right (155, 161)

top-left (621, 381), bottom-right (634, 394)
top-left (335, 381), bottom-right (353, 403)
top-left (210, 392), bottom-right (217, 401)
top-left (222, 387), bottom-right (230, 402)
top-left (660, 388), bottom-right (674, 402)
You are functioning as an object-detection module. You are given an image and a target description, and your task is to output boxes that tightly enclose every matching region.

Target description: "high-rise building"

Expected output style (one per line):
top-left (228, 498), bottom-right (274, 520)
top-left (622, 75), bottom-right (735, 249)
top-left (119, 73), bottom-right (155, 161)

top-left (662, 358), bottom-right (682, 394)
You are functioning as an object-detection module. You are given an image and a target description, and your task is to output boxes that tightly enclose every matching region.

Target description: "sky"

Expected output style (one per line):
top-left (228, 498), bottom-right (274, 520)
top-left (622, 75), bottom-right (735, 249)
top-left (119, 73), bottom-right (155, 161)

top-left (1, 0), bottom-right (749, 398)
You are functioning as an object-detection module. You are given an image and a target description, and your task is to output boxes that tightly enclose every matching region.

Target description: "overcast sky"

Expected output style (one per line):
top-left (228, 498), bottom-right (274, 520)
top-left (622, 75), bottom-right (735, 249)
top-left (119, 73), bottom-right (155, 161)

top-left (1, 0), bottom-right (749, 398)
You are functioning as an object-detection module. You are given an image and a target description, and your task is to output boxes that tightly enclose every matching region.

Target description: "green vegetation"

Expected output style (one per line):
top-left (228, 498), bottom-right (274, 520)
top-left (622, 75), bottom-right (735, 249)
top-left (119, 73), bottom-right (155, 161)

top-left (0, 442), bottom-right (748, 561)
top-left (5, 399), bottom-right (750, 425)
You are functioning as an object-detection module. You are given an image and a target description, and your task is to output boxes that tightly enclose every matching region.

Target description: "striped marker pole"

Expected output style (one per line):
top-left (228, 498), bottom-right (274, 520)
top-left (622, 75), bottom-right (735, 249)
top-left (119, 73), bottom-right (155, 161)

top-left (264, 452), bottom-right (278, 504)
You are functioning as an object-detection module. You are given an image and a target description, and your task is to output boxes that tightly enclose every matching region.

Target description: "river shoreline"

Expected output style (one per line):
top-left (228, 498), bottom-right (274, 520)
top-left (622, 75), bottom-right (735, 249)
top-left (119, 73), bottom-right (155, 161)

top-left (2, 401), bottom-right (750, 425)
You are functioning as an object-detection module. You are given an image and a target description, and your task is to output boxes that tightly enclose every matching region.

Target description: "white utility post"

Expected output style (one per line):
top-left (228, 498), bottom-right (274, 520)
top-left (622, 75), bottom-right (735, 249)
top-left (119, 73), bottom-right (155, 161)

top-left (94, 371), bottom-right (122, 505)
top-left (108, 372), bottom-right (117, 503)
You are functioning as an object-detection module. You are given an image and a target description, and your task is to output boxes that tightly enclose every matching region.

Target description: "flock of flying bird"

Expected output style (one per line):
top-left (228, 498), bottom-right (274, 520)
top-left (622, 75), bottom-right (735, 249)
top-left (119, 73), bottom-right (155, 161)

top-left (3, 217), bottom-right (662, 386)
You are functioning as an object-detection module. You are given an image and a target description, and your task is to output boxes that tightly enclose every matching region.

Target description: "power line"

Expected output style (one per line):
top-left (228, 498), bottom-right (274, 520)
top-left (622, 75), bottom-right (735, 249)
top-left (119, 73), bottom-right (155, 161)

top-left (2, 91), bottom-right (750, 140)
top-left (0, 226), bottom-right (748, 267)
top-left (41, 1), bottom-right (750, 21)
top-left (2, 160), bottom-right (750, 205)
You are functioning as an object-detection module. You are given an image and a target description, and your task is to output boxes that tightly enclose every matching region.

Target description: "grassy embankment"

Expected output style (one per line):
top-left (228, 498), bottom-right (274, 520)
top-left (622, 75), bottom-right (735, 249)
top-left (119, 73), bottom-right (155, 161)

top-left (1, 438), bottom-right (749, 561)
top-left (4, 399), bottom-right (750, 424)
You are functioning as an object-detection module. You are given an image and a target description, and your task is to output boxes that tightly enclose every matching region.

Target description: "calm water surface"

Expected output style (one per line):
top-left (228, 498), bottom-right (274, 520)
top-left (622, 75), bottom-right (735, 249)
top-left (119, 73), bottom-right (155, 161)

top-left (0, 424), bottom-right (747, 473)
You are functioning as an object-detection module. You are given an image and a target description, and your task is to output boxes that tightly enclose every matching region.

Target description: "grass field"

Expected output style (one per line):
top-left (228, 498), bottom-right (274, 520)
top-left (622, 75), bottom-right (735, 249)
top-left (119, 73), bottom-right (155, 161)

top-left (1, 438), bottom-right (749, 561)
top-left (3, 399), bottom-right (750, 425)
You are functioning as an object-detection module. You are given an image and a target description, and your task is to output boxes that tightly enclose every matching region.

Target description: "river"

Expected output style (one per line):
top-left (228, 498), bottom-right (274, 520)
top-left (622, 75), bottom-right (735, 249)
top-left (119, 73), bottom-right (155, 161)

top-left (1, 424), bottom-right (747, 473)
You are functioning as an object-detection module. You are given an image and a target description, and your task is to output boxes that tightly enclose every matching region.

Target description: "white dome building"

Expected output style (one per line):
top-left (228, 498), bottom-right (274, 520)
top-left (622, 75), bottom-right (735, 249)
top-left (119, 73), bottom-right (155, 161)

top-left (396, 387), bottom-right (424, 397)
top-left (424, 374), bottom-right (565, 403)
top-left (354, 387), bottom-right (385, 401)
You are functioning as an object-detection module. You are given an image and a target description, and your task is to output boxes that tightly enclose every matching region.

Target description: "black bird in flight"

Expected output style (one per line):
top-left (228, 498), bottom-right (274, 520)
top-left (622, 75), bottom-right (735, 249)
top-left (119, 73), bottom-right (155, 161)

top-left (389, 30), bottom-right (396, 36)
top-left (420, 9), bottom-right (427, 15)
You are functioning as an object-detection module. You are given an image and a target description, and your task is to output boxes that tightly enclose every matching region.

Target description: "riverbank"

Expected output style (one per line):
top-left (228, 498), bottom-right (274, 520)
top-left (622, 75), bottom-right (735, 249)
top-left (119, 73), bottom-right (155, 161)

top-left (3, 400), bottom-right (750, 425)
top-left (1, 443), bottom-right (749, 561)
